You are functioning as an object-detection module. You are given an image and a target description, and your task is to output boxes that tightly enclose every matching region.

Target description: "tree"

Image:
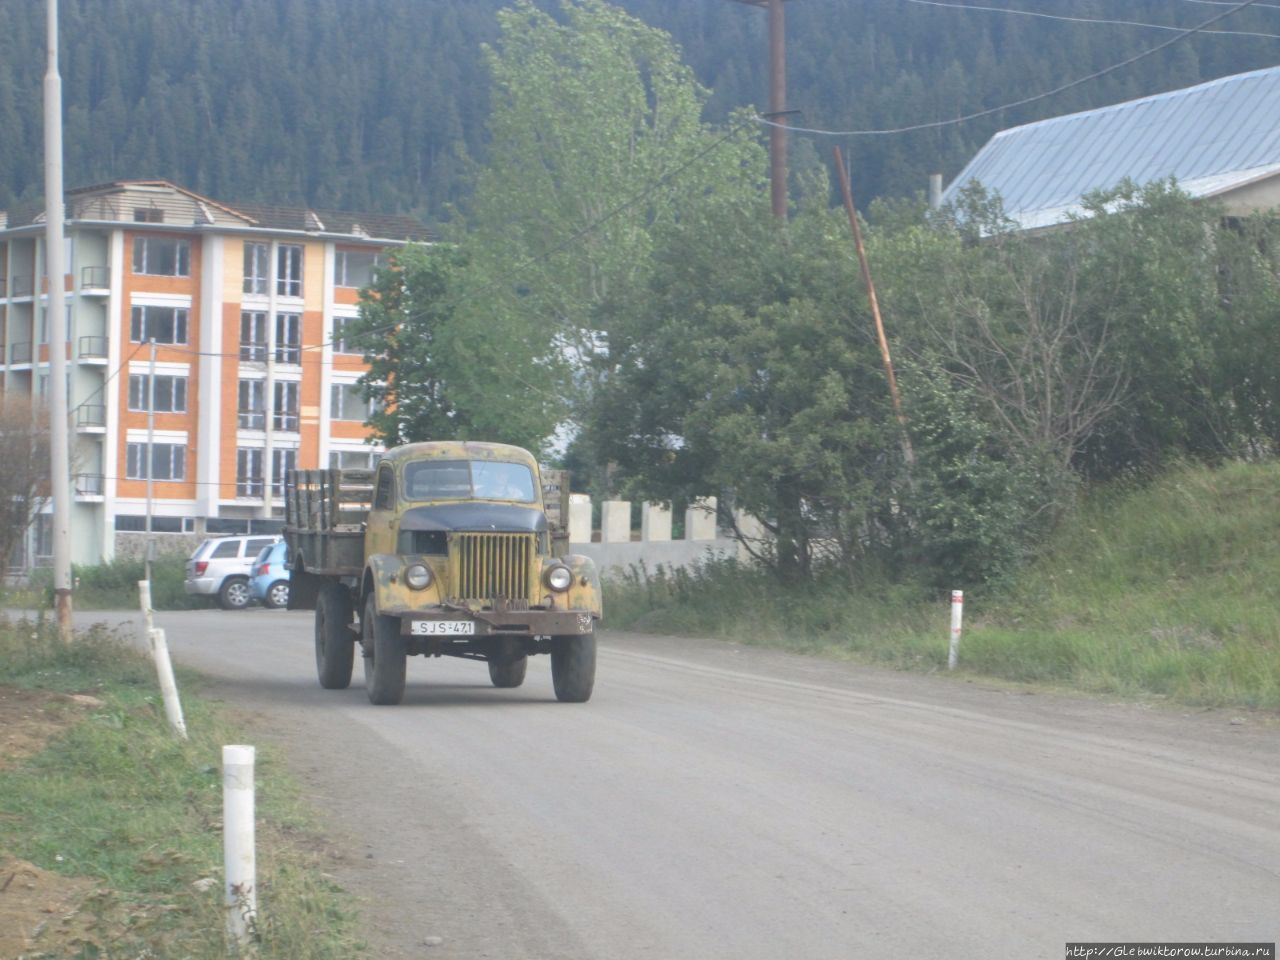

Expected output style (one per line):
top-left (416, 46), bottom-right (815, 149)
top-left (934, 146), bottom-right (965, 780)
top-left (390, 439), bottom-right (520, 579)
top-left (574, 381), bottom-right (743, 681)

top-left (592, 195), bottom-right (900, 581)
top-left (0, 395), bottom-right (51, 572)
top-left (347, 243), bottom-right (567, 454)
top-left (469, 0), bottom-right (764, 420)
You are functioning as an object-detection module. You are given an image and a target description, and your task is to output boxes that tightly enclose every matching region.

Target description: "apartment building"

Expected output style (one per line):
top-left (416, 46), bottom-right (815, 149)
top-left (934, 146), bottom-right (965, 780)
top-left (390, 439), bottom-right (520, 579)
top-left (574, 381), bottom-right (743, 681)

top-left (0, 179), bottom-right (431, 568)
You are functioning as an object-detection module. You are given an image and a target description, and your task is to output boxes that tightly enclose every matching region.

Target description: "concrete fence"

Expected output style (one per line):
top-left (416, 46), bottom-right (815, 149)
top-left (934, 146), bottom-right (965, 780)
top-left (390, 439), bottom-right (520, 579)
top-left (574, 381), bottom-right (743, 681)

top-left (567, 495), bottom-right (770, 580)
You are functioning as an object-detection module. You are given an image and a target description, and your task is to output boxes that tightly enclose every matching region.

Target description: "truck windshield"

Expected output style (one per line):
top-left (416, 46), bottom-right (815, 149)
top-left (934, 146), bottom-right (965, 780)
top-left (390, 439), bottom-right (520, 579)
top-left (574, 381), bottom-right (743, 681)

top-left (402, 459), bottom-right (537, 503)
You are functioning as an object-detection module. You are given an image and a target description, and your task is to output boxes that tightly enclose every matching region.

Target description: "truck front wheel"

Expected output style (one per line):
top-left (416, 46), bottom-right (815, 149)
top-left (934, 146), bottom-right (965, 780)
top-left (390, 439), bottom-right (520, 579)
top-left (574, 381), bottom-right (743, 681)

top-left (550, 633), bottom-right (596, 703)
top-left (488, 642), bottom-right (528, 689)
top-left (315, 584), bottom-right (354, 690)
top-left (363, 595), bottom-right (407, 705)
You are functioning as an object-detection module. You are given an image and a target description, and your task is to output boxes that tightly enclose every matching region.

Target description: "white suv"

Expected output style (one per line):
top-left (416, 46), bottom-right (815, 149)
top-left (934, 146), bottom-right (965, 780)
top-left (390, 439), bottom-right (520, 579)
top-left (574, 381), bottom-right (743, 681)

top-left (184, 535), bottom-right (281, 610)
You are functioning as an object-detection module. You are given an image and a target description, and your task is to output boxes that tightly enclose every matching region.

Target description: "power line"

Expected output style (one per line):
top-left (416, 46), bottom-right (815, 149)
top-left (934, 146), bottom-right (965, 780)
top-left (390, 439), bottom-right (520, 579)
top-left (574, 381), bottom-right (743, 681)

top-left (904, 0), bottom-right (1280, 39)
top-left (1167, 0), bottom-right (1280, 10)
top-left (754, 0), bottom-right (1265, 136)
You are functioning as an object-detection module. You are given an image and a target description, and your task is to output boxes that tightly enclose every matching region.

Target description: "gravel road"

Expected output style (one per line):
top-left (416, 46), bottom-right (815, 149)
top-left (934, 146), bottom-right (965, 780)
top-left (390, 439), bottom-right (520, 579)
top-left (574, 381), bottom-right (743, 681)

top-left (84, 608), bottom-right (1280, 959)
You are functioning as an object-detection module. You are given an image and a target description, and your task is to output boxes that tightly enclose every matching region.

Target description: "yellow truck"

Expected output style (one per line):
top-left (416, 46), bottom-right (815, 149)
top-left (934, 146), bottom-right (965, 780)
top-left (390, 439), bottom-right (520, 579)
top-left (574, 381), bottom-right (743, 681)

top-left (284, 441), bottom-right (601, 705)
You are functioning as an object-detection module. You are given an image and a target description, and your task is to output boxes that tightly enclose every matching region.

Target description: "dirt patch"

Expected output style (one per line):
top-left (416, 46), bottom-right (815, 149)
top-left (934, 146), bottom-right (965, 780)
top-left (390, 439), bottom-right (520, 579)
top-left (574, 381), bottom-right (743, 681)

top-left (0, 686), bottom-right (110, 959)
top-left (0, 856), bottom-right (107, 958)
top-left (0, 686), bottom-right (102, 772)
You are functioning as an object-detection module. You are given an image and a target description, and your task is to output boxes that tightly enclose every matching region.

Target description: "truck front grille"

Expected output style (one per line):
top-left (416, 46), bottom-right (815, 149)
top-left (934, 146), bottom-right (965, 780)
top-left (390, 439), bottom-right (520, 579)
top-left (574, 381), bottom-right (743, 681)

top-left (449, 532), bottom-right (536, 604)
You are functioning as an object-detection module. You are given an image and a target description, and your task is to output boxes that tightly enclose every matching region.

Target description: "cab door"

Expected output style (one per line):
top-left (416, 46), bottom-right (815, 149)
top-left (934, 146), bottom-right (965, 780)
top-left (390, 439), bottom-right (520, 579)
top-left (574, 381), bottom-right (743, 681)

top-left (365, 462), bottom-right (399, 557)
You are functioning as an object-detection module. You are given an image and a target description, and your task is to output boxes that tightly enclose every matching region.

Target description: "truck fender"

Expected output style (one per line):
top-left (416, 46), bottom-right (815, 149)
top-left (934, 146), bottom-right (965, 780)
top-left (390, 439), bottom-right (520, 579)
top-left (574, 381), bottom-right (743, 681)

top-left (362, 553), bottom-right (431, 614)
top-left (561, 553), bottom-right (603, 621)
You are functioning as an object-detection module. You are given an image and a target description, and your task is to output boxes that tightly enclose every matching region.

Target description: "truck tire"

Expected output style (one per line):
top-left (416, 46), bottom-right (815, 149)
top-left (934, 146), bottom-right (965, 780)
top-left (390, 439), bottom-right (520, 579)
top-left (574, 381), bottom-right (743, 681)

top-left (315, 584), bottom-right (354, 690)
top-left (219, 577), bottom-right (251, 610)
top-left (363, 594), bottom-right (406, 705)
top-left (550, 633), bottom-right (596, 703)
top-left (488, 651), bottom-right (528, 688)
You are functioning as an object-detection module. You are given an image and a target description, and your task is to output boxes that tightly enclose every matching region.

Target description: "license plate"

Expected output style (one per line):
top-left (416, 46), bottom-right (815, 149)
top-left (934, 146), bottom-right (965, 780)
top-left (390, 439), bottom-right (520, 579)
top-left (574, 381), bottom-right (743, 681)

top-left (410, 620), bottom-right (475, 636)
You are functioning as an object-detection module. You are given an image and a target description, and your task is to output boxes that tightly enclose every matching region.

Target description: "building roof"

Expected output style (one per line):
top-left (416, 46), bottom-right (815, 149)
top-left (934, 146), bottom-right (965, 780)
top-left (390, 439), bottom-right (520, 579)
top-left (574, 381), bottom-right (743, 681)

top-left (1, 179), bottom-right (434, 242)
top-left (941, 66), bottom-right (1280, 231)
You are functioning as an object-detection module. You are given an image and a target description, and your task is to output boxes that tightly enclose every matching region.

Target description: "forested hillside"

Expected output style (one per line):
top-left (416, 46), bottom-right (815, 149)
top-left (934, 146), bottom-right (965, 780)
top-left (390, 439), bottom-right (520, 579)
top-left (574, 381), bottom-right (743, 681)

top-left (1, 0), bottom-right (1277, 223)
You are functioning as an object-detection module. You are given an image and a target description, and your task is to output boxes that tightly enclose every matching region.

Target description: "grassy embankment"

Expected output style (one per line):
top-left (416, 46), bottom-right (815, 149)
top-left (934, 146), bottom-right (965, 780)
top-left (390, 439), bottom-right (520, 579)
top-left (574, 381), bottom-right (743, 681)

top-left (605, 461), bottom-right (1280, 710)
top-left (0, 617), bottom-right (361, 958)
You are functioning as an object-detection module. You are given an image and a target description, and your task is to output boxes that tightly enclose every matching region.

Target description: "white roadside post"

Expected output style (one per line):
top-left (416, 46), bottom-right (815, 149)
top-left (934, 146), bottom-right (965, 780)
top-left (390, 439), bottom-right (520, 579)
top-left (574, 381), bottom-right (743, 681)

top-left (948, 590), bottom-right (964, 670)
top-left (223, 744), bottom-right (258, 952)
top-left (139, 581), bottom-right (187, 739)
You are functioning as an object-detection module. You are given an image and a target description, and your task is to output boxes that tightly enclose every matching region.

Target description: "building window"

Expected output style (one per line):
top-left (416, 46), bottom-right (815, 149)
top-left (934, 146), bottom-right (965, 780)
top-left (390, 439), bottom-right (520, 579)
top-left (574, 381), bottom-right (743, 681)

top-left (331, 382), bottom-right (373, 422)
top-left (235, 449), bottom-right (295, 498)
top-left (128, 373), bottom-right (188, 413)
top-left (240, 311), bottom-right (267, 361)
top-left (329, 449), bottom-right (380, 471)
top-left (34, 515), bottom-right (53, 558)
top-left (274, 381), bottom-right (299, 432)
top-left (334, 249), bottom-right (379, 288)
top-left (275, 313), bottom-right (301, 364)
top-left (130, 305), bottom-right (189, 344)
top-left (237, 448), bottom-right (264, 497)
top-left (272, 448), bottom-right (297, 497)
top-left (132, 237), bottom-right (190, 276)
top-left (244, 242), bottom-right (269, 295)
top-left (332, 316), bottom-right (362, 355)
top-left (134, 208), bottom-right (164, 223)
top-left (126, 442), bottom-right (186, 481)
top-left (277, 244), bottom-right (303, 297)
top-left (238, 379), bottom-right (265, 429)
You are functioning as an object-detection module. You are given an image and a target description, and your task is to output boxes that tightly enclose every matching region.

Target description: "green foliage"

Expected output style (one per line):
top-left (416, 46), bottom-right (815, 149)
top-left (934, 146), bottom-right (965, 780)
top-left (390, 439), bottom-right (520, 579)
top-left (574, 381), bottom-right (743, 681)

top-left (0, 619), bottom-right (362, 957)
top-left (606, 462), bottom-right (1280, 709)
top-left (897, 361), bottom-right (1073, 589)
top-left (348, 244), bottom-right (565, 452)
top-left (30, 558), bottom-right (205, 611)
top-left (593, 196), bottom-right (901, 580)
top-left (470, 0), bottom-right (765, 421)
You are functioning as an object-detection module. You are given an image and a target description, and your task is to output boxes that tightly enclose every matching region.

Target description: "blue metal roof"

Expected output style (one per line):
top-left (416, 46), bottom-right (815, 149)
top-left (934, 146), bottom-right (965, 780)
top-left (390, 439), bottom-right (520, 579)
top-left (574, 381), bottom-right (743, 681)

top-left (941, 66), bottom-right (1280, 230)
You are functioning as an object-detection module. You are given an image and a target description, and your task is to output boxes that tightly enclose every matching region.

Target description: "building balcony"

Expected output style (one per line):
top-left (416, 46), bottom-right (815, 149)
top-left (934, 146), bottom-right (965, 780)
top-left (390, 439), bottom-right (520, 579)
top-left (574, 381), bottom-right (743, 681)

top-left (9, 342), bottom-right (32, 365)
top-left (75, 404), bottom-right (106, 432)
top-left (9, 276), bottom-right (33, 299)
top-left (77, 336), bottom-right (109, 363)
top-left (74, 473), bottom-right (105, 500)
top-left (80, 266), bottom-right (110, 294)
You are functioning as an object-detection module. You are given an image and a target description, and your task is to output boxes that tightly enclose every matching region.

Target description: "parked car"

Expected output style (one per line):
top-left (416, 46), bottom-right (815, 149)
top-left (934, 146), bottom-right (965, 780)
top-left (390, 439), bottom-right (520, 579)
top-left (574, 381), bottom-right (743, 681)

top-left (249, 540), bottom-right (290, 609)
top-left (184, 535), bottom-right (281, 610)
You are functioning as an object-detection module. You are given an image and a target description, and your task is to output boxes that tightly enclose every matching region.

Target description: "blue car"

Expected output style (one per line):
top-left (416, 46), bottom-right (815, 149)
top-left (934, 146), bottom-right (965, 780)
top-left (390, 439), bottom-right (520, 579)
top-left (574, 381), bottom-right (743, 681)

top-left (249, 540), bottom-right (290, 609)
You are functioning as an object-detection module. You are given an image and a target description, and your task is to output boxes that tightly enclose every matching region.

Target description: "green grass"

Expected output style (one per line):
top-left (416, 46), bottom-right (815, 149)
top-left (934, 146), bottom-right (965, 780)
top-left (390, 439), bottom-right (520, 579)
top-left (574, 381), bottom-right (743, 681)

top-left (21, 557), bottom-right (210, 611)
top-left (604, 461), bottom-right (1280, 710)
top-left (0, 615), bottom-right (362, 958)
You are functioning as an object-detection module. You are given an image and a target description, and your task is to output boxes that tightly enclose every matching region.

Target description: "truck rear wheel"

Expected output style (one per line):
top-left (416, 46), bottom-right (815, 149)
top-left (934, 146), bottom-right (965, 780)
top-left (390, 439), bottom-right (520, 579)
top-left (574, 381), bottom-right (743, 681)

top-left (363, 594), bottom-right (406, 705)
top-left (315, 584), bottom-right (354, 690)
top-left (550, 632), bottom-right (596, 703)
top-left (488, 645), bottom-right (528, 689)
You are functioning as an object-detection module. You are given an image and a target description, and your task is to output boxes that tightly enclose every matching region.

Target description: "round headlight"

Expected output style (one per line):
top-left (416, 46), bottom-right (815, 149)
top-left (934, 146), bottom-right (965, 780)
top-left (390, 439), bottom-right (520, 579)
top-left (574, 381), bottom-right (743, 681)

top-left (405, 563), bottom-right (432, 590)
top-left (545, 564), bottom-right (573, 592)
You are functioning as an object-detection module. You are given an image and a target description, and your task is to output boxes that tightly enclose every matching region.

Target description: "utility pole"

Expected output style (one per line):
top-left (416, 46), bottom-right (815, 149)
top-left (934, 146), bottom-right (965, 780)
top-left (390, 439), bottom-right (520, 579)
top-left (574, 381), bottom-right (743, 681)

top-left (727, 0), bottom-right (793, 219)
top-left (145, 338), bottom-right (156, 582)
top-left (43, 0), bottom-right (73, 639)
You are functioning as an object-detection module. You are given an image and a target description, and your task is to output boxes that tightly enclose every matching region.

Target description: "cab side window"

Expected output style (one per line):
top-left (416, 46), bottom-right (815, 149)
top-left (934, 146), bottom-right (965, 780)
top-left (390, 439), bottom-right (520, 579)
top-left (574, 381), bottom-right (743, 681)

top-left (374, 465), bottom-right (395, 511)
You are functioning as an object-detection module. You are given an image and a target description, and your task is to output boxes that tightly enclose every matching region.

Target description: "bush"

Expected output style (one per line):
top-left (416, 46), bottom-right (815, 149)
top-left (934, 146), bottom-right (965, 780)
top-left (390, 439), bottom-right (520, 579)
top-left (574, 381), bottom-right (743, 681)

top-left (31, 558), bottom-right (209, 611)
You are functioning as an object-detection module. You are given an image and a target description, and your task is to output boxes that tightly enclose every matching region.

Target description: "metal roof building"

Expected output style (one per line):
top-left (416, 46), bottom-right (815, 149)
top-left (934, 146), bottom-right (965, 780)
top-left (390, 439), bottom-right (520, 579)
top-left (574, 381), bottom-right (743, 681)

top-left (940, 66), bottom-right (1280, 231)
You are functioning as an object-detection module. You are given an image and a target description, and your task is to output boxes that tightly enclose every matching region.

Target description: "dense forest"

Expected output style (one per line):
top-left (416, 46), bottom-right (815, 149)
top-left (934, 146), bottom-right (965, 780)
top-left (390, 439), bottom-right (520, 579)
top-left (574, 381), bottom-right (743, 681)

top-left (1, 0), bottom-right (1278, 224)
